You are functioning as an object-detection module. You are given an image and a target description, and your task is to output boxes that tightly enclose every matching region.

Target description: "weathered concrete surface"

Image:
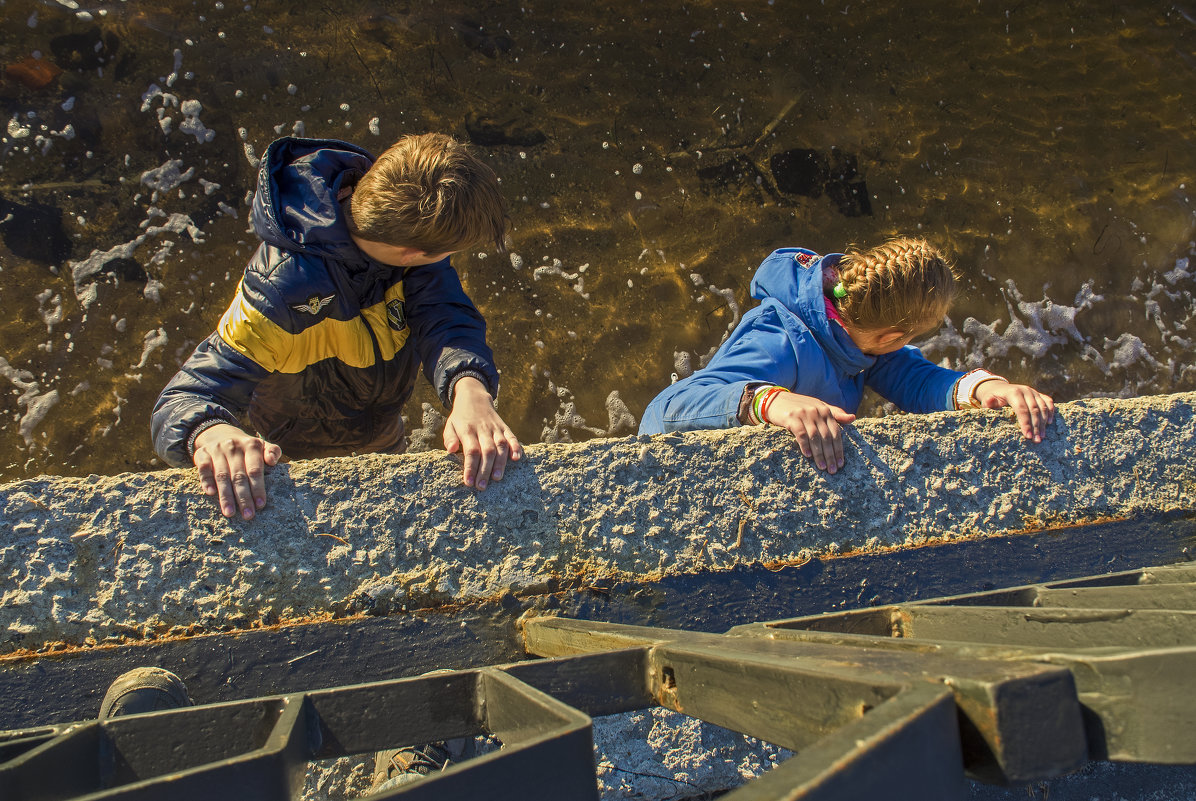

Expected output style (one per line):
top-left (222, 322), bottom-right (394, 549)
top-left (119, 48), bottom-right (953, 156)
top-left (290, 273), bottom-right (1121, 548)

top-left (3, 392), bottom-right (1196, 651)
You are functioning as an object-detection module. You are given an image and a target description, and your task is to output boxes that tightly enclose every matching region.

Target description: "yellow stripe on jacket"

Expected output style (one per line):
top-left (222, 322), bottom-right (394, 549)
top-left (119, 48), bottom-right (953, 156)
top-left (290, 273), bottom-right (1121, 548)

top-left (217, 281), bottom-right (409, 373)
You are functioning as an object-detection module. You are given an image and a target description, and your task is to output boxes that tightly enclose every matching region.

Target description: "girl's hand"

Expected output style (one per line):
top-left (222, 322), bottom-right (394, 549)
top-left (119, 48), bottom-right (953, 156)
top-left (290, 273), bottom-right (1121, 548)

top-left (444, 376), bottom-right (523, 490)
top-left (973, 381), bottom-right (1055, 442)
top-left (765, 392), bottom-right (857, 474)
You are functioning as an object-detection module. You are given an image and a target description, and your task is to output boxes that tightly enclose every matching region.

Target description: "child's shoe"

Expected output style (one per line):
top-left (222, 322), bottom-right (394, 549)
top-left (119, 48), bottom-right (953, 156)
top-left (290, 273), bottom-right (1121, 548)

top-left (98, 667), bottom-right (194, 718)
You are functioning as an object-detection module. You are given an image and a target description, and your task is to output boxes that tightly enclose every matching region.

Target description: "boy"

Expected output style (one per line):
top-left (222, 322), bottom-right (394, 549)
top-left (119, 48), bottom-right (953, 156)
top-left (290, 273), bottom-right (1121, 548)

top-left (151, 134), bottom-right (521, 519)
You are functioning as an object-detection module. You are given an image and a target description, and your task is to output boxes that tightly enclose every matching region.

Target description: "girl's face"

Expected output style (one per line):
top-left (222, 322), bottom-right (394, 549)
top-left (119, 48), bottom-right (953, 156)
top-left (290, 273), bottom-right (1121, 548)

top-left (848, 319), bottom-right (941, 355)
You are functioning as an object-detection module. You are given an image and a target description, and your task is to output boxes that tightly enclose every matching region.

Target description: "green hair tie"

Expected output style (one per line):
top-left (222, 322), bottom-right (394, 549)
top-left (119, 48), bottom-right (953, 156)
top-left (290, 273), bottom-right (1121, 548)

top-left (832, 281), bottom-right (847, 299)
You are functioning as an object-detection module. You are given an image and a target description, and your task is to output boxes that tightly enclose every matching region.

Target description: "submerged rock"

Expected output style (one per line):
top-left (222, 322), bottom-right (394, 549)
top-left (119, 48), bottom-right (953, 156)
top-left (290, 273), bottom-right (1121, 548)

top-left (0, 196), bottom-right (71, 265)
top-left (464, 110), bottom-right (546, 147)
top-left (50, 27), bottom-right (120, 72)
top-left (769, 146), bottom-right (872, 217)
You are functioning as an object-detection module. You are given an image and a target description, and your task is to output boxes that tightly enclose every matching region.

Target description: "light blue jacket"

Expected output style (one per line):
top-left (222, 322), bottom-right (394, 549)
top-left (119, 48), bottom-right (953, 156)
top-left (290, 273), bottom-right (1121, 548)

top-left (638, 247), bottom-right (963, 434)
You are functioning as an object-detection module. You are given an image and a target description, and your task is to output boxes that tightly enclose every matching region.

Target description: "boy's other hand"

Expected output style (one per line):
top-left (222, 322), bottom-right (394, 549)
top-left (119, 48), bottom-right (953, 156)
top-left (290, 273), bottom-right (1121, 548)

top-left (192, 423), bottom-right (283, 520)
top-left (765, 392), bottom-right (856, 474)
top-left (973, 381), bottom-right (1055, 443)
top-left (444, 376), bottom-right (523, 491)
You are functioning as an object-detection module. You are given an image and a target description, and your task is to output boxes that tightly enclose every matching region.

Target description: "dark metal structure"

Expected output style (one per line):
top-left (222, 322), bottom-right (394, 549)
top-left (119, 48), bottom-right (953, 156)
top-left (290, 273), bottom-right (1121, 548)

top-left (1, 563), bottom-right (1193, 800)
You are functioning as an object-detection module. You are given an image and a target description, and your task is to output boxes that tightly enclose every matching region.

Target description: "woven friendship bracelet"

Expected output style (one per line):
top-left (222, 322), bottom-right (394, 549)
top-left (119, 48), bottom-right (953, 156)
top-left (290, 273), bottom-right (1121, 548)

top-left (952, 369), bottom-right (1006, 409)
top-left (753, 385), bottom-right (786, 425)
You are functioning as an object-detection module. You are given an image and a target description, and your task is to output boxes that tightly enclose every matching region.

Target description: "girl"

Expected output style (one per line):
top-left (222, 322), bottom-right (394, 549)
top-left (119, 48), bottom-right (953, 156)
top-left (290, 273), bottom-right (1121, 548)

top-left (638, 237), bottom-right (1054, 474)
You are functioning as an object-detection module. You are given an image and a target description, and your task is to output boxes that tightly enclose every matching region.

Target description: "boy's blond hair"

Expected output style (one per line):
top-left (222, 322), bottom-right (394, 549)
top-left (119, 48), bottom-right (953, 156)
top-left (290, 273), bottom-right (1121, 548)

top-left (348, 133), bottom-right (507, 254)
top-left (835, 237), bottom-right (958, 332)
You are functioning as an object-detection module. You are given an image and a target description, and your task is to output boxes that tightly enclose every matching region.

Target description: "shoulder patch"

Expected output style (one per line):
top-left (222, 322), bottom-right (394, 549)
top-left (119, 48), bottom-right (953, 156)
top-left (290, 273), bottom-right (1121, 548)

top-left (292, 294), bottom-right (336, 315)
top-left (794, 252), bottom-right (817, 268)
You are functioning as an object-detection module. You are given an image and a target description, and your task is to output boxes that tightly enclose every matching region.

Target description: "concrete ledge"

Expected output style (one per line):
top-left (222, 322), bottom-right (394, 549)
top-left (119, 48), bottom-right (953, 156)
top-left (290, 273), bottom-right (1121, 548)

top-left (3, 392), bottom-right (1196, 651)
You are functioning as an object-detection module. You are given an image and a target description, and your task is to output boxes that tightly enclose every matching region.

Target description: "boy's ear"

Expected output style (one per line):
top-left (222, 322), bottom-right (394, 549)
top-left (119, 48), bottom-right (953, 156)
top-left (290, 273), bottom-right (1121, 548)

top-left (877, 328), bottom-right (908, 346)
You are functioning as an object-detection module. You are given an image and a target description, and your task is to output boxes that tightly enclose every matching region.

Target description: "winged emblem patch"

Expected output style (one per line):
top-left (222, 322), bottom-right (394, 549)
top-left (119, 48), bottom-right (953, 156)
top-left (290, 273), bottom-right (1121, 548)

top-left (293, 294), bottom-right (335, 315)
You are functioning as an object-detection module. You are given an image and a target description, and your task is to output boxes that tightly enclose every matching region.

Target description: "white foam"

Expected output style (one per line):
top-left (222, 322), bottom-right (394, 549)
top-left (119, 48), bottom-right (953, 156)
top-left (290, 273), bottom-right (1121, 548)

top-left (36, 291), bottom-right (63, 334)
top-left (0, 356), bottom-right (58, 448)
top-left (605, 391), bottom-right (637, 435)
top-left (140, 159), bottom-right (195, 202)
top-left (1104, 333), bottom-right (1163, 371)
top-left (540, 384), bottom-right (605, 443)
top-left (7, 116), bottom-right (31, 139)
top-left (178, 99), bottom-right (216, 143)
top-left (133, 328), bottom-right (169, 368)
top-left (70, 213), bottom-right (205, 306)
top-left (533, 258), bottom-right (589, 299)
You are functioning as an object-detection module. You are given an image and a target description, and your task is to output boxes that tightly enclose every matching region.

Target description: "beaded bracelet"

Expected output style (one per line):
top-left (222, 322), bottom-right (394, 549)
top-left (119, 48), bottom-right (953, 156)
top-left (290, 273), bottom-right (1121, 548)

top-left (760, 386), bottom-right (786, 423)
top-left (753, 385), bottom-right (786, 425)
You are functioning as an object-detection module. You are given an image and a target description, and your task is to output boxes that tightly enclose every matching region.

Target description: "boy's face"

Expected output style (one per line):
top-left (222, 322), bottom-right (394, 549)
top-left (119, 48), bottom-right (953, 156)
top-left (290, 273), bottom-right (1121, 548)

top-left (351, 235), bottom-right (458, 267)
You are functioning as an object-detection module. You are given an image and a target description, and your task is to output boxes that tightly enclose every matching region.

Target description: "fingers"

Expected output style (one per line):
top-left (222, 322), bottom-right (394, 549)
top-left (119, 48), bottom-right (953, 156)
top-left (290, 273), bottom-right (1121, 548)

top-left (980, 384), bottom-right (1057, 442)
top-left (444, 394), bottom-right (522, 490)
top-left (443, 423), bottom-right (461, 454)
top-left (475, 435), bottom-right (496, 491)
top-left (490, 427), bottom-right (523, 481)
top-left (194, 450), bottom-right (219, 497)
top-left (989, 385), bottom-right (1055, 443)
top-left (791, 416), bottom-right (844, 474)
top-left (195, 435), bottom-right (279, 520)
top-left (454, 426), bottom-right (524, 490)
top-left (1024, 390), bottom-right (1055, 442)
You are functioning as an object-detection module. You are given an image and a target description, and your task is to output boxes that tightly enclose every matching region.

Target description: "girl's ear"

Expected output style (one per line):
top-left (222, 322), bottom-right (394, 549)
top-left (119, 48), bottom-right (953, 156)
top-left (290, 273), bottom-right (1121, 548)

top-left (876, 328), bottom-right (908, 347)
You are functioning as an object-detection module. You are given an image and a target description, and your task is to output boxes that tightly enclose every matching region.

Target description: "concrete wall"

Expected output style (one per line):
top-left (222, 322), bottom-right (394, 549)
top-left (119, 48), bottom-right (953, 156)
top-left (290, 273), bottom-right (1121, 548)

top-left (3, 391), bottom-right (1195, 652)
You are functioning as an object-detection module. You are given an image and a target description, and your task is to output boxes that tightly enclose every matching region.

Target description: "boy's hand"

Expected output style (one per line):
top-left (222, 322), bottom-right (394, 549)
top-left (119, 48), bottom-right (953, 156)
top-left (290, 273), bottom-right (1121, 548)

top-left (192, 423), bottom-right (283, 520)
top-left (973, 381), bottom-right (1055, 443)
top-left (765, 392), bottom-right (857, 474)
top-left (443, 376), bottom-right (523, 490)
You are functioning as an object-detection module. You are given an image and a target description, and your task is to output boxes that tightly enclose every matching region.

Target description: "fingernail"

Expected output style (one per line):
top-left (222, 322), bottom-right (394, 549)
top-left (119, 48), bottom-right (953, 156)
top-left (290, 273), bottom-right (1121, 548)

top-left (478, 479), bottom-right (487, 490)
top-left (816, 461), bottom-right (825, 470)
top-left (256, 498), bottom-right (266, 509)
top-left (493, 470), bottom-right (504, 481)
top-left (243, 508), bottom-right (254, 520)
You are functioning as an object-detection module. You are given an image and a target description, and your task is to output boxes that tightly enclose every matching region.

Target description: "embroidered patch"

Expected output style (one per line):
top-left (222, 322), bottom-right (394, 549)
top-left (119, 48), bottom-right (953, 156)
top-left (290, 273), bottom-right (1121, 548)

top-left (386, 299), bottom-right (407, 331)
top-left (794, 252), bottom-right (816, 267)
top-left (292, 294), bottom-right (335, 315)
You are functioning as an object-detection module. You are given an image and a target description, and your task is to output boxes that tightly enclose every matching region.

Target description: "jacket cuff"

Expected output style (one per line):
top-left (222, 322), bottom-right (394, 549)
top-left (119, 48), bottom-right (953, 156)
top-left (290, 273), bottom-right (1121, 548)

top-left (736, 382), bottom-right (772, 425)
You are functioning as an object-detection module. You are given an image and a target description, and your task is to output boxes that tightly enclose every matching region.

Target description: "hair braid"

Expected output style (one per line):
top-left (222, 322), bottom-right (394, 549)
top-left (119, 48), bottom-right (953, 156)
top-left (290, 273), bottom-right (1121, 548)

top-left (834, 236), bottom-right (958, 332)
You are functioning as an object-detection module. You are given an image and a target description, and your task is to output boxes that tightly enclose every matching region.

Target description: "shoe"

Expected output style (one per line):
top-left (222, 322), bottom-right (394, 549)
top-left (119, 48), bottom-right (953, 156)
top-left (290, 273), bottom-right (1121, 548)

top-left (98, 667), bottom-right (193, 719)
top-left (371, 742), bottom-right (452, 789)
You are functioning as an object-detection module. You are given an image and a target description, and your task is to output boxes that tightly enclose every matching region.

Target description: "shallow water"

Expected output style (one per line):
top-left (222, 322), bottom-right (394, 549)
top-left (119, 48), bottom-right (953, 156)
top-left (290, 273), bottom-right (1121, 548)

top-left (0, 0), bottom-right (1193, 482)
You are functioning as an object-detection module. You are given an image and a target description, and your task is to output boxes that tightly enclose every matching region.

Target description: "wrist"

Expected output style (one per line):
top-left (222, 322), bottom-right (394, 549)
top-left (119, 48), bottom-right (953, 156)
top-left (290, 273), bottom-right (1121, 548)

top-left (751, 385), bottom-right (787, 425)
top-left (448, 370), bottom-right (492, 405)
top-left (953, 369), bottom-right (1006, 409)
top-left (188, 419), bottom-right (238, 459)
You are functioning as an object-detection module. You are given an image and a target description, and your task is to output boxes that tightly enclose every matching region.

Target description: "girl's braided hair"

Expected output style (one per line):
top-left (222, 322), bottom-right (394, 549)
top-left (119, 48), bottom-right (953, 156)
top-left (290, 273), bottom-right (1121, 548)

top-left (834, 236), bottom-right (958, 332)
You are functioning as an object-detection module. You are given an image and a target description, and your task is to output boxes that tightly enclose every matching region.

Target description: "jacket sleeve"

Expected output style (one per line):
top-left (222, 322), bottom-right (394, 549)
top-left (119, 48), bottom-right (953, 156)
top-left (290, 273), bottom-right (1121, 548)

top-left (403, 258), bottom-right (500, 408)
top-left (639, 303), bottom-right (799, 435)
top-left (150, 333), bottom-right (271, 467)
top-left (864, 345), bottom-right (962, 413)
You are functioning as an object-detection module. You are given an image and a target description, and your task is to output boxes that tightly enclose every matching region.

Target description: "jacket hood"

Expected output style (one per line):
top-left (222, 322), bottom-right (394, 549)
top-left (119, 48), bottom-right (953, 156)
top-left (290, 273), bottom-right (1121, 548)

top-left (250, 137), bottom-right (375, 261)
top-left (749, 248), bottom-right (874, 376)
